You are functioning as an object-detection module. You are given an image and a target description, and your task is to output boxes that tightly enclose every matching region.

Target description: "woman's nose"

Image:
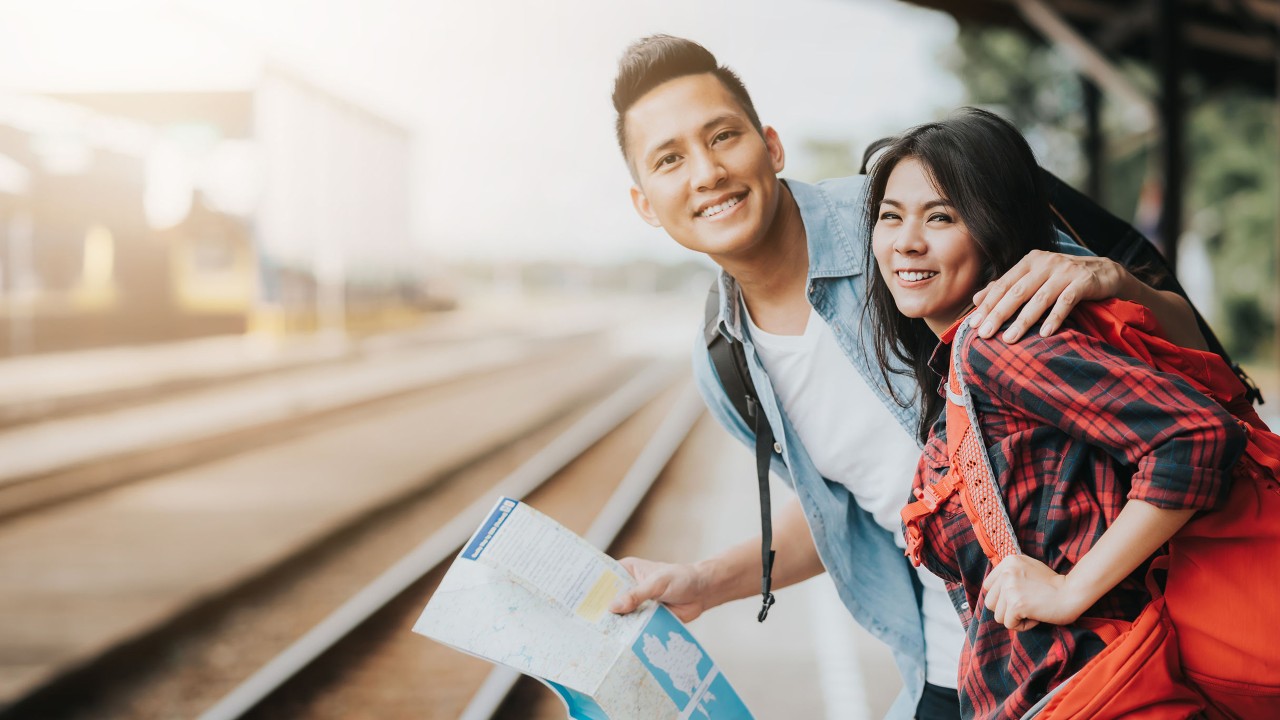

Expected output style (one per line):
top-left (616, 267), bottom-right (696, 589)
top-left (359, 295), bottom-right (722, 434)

top-left (893, 222), bottom-right (926, 255)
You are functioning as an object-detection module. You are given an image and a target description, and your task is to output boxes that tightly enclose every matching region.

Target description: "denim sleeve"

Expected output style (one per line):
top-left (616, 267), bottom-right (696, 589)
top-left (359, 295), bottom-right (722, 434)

top-left (1055, 227), bottom-right (1093, 256)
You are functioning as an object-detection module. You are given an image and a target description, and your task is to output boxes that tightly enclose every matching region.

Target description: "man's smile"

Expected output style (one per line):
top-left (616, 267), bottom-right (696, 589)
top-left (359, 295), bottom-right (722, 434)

top-left (695, 191), bottom-right (747, 219)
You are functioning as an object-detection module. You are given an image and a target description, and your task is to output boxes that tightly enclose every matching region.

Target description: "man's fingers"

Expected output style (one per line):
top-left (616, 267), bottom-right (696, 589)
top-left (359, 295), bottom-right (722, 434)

top-left (1037, 281), bottom-right (1083, 337)
top-left (610, 574), bottom-right (665, 614)
top-left (971, 285), bottom-right (991, 312)
top-left (1001, 278), bottom-right (1068, 343)
top-left (980, 273), bottom-right (1044, 340)
top-left (971, 272), bottom-right (1025, 334)
top-left (609, 589), bottom-right (639, 614)
top-left (617, 556), bottom-right (641, 579)
top-left (610, 559), bottom-right (667, 614)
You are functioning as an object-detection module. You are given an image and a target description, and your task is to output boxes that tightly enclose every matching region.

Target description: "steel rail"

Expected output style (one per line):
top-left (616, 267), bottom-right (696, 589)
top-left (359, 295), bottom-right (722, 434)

top-left (457, 384), bottom-right (706, 720)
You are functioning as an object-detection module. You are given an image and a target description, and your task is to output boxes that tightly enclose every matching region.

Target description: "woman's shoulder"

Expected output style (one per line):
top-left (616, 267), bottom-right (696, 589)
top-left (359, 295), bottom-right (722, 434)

top-left (949, 313), bottom-right (1112, 396)
top-left (953, 314), bottom-right (1082, 362)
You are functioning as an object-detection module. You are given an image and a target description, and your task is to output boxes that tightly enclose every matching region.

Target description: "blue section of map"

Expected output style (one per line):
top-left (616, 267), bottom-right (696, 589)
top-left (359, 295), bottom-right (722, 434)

top-left (631, 606), bottom-right (752, 718)
top-left (704, 673), bottom-right (753, 718)
top-left (462, 497), bottom-right (518, 560)
top-left (545, 679), bottom-right (608, 720)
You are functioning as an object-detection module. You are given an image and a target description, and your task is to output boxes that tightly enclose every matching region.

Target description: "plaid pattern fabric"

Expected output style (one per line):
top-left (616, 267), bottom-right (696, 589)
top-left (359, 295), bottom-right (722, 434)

top-left (914, 311), bottom-right (1246, 720)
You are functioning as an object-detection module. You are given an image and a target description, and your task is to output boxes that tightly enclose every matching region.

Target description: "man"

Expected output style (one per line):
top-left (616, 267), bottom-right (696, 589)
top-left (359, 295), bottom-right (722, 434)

top-left (605, 35), bottom-right (1204, 719)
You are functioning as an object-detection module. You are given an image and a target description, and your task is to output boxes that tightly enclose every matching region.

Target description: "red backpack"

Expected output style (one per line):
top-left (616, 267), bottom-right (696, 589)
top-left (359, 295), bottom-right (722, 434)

top-left (902, 298), bottom-right (1280, 718)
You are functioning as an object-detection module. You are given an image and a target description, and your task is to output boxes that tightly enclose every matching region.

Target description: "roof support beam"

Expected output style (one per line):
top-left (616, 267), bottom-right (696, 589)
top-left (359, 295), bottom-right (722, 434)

top-left (1013, 0), bottom-right (1157, 130)
top-left (1155, 0), bottom-right (1185, 268)
top-left (1082, 77), bottom-right (1104, 202)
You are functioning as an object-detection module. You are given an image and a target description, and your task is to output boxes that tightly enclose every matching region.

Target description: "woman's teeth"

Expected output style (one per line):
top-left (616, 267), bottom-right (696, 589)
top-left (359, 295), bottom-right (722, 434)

top-left (898, 271), bottom-right (938, 282)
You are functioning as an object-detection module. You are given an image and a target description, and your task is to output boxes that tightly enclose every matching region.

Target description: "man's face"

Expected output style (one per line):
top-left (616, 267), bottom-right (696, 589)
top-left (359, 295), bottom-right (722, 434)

top-left (625, 73), bottom-right (785, 260)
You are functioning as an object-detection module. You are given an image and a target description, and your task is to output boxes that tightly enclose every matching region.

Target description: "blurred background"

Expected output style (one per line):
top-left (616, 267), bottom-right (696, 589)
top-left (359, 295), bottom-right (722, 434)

top-left (0, 1), bottom-right (1275, 719)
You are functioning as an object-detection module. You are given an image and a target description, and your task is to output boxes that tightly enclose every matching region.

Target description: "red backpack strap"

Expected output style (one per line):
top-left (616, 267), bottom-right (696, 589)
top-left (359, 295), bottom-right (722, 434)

top-left (901, 322), bottom-right (1023, 568)
top-left (946, 324), bottom-right (1022, 566)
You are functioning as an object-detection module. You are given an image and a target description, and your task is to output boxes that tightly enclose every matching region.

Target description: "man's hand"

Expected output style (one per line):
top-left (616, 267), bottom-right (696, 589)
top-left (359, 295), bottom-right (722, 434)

top-left (981, 555), bottom-right (1087, 632)
top-left (610, 557), bottom-right (713, 622)
top-left (968, 250), bottom-right (1126, 343)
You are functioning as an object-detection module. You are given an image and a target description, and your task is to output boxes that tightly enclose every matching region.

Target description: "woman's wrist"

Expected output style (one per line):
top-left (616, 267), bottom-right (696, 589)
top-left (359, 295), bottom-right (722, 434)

top-left (1059, 569), bottom-right (1105, 621)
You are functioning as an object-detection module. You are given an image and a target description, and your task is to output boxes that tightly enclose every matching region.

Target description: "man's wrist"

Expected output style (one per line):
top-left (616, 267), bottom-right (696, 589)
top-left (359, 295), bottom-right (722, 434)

top-left (1109, 259), bottom-right (1143, 304)
top-left (694, 553), bottom-right (752, 608)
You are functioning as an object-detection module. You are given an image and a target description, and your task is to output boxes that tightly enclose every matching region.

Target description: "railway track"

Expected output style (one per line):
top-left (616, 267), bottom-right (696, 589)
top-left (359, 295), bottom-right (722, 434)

top-left (0, 308), bottom-right (572, 431)
top-left (0, 330), bottom-right (601, 521)
top-left (0, 352), bottom-right (703, 719)
top-left (205, 378), bottom-right (707, 720)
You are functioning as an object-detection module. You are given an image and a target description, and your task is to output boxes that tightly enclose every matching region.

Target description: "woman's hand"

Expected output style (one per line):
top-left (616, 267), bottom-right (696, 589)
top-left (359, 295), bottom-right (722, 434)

top-left (981, 555), bottom-right (1088, 631)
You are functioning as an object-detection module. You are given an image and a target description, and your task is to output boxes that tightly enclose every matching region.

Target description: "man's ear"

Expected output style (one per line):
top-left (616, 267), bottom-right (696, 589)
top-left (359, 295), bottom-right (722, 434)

top-left (630, 185), bottom-right (662, 228)
top-left (763, 125), bottom-right (785, 174)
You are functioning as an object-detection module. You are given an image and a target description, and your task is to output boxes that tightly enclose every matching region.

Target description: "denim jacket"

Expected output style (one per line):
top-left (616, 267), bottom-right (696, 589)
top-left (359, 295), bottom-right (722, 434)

top-left (691, 176), bottom-right (1086, 718)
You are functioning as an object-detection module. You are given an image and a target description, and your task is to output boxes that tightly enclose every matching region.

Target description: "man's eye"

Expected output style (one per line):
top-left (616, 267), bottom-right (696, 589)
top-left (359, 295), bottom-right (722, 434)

top-left (657, 154), bottom-right (679, 168)
top-left (713, 130), bottom-right (737, 143)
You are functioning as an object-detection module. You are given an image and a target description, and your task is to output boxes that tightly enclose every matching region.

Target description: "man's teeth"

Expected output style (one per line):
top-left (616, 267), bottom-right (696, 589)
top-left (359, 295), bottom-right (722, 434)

top-left (699, 196), bottom-right (741, 218)
top-left (898, 271), bottom-right (938, 282)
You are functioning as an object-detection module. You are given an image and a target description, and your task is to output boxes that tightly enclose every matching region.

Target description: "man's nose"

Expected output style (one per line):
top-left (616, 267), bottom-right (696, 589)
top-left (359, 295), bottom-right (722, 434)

top-left (689, 149), bottom-right (726, 191)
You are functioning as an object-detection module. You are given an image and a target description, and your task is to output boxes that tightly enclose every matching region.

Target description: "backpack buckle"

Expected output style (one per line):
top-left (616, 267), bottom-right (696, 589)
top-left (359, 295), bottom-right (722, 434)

top-left (904, 524), bottom-right (924, 567)
top-left (913, 484), bottom-right (943, 512)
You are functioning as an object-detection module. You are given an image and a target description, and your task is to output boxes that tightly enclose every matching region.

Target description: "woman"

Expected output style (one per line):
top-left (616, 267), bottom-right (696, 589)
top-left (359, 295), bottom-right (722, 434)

top-left (862, 108), bottom-right (1247, 719)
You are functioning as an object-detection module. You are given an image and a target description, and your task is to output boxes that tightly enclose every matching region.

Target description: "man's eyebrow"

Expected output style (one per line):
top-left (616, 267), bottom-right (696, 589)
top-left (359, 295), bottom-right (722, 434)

top-left (641, 114), bottom-right (744, 163)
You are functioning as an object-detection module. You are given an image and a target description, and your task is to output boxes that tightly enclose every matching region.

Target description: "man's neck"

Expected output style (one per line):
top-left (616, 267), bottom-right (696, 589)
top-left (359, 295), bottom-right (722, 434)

top-left (717, 181), bottom-right (811, 335)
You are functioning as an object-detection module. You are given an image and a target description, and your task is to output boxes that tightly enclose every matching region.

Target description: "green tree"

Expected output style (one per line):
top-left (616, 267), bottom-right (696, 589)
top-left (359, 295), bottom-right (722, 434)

top-left (947, 25), bottom-right (1278, 361)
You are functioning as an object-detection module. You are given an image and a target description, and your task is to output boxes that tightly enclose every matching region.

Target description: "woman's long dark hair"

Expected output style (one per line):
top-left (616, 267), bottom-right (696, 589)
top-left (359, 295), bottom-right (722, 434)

top-left (864, 108), bottom-right (1059, 443)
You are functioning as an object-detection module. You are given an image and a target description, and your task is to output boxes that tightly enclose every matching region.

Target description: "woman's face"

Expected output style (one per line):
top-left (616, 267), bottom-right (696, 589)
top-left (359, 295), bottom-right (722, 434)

top-left (872, 157), bottom-right (985, 336)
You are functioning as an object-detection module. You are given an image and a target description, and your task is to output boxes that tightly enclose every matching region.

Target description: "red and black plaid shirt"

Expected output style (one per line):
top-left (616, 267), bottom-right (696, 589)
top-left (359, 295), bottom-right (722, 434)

top-left (914, 309), bottom-right (1246, 720)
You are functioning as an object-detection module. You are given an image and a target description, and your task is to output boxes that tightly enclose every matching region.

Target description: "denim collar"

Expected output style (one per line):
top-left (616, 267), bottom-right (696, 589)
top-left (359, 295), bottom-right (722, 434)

top-left (718, 177), bottom-right (868, 341)
top-left (789, 177), bottom-right (867, 279)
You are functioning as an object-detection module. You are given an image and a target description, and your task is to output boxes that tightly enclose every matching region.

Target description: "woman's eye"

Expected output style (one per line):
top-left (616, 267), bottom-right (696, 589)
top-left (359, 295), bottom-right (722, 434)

top-left (929, 213), bottom-right (953, 223)
top-left (878, 211), bottom-right (900, 221)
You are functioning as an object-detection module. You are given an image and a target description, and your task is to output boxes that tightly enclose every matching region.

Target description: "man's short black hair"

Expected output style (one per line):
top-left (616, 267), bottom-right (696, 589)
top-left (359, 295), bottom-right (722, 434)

top-left (612, 35), bottom-right (764, 163)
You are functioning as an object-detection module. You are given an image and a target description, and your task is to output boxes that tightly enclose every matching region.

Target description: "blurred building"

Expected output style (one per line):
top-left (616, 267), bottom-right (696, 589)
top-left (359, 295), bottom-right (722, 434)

top-left (0, 64), bottom-right (421, 356)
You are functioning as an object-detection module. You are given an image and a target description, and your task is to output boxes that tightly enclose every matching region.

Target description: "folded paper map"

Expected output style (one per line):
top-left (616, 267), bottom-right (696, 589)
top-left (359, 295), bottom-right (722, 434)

top-left (413, 496), bottom-right (754, 719)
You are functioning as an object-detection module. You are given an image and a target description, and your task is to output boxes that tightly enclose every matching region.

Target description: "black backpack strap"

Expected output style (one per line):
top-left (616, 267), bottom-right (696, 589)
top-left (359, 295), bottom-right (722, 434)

top-left (1040, 168), bottom-right (1263, 405)
top-left (704, 281), bottom-right (777, 622)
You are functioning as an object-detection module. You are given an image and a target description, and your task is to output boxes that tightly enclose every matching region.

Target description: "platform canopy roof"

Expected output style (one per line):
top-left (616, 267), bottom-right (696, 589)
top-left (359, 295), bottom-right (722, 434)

top-left (902, 0), bottom-right (1278, 96)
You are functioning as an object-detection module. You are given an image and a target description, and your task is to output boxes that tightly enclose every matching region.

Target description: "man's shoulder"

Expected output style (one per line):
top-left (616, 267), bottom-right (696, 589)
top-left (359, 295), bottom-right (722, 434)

top-left (813, 174), bottom-right (868, 196)
top-left (787, 175), bottom-right (871, 256)
top-left (790, 174), bottom-right (869, 210)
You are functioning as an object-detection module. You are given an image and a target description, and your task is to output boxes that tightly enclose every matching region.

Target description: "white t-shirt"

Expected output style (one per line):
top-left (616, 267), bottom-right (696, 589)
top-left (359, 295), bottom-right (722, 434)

top-left (745, 305), bottom-right (964, 689)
